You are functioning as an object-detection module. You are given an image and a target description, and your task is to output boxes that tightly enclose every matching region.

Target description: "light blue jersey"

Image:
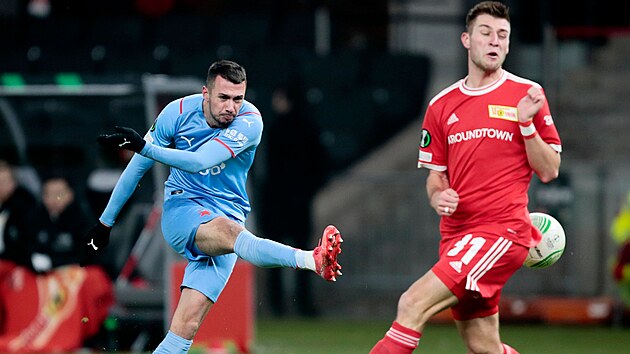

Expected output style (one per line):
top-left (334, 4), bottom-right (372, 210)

top-left (145, 94), bottom-right (263, 222)
top-left (99, 93), bottom-right (264, 302)
top-left (99, 94), bottom-right (262, 226)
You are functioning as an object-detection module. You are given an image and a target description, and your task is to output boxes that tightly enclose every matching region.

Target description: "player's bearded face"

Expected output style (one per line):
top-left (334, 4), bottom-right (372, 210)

top-left (203, 76), bottom-right (246, 128)
top-left (467, 15), bottom-right (510, 72)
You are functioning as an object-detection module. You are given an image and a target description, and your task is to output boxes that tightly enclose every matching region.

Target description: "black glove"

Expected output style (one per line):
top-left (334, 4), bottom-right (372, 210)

top-left (80, 222), bottom-right (111, 267)
top-left (97, 126), bottom-right (146, 153)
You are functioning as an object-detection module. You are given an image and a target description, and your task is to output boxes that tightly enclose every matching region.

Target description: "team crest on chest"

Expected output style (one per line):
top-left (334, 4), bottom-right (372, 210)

top-left (488, 105), bottom-right (518, 122)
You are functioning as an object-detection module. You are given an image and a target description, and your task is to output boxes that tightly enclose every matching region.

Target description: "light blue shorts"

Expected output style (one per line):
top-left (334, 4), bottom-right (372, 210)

top-left (162, 195), bottom-right (240, 302)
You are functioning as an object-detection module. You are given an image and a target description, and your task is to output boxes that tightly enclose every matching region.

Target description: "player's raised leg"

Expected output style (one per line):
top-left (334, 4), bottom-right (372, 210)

top-left (200, 217), bottom-right (343, 281)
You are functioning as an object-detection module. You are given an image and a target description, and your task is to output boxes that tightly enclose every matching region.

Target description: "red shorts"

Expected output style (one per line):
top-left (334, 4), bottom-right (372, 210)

top-left (432, 230), bottom-right (528, 321)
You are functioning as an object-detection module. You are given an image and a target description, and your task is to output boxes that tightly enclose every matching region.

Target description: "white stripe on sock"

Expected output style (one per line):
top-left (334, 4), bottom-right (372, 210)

top-left (386, 328), bottom-right (419, 347)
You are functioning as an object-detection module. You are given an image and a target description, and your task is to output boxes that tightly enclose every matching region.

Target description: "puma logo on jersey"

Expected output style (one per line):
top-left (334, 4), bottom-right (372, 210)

top-left (181, 136), bottom-right (195, 147)
top-left (447, 113), bottom-right (459, 125)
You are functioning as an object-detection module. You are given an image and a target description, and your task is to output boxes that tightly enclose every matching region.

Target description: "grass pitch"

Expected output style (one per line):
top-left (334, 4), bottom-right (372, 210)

top-left (252, 318), bottom-right (630, 354)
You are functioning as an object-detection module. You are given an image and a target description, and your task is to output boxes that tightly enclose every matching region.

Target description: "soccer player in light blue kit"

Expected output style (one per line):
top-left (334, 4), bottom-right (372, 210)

top-left (81, 60), bottom-right (343, 353)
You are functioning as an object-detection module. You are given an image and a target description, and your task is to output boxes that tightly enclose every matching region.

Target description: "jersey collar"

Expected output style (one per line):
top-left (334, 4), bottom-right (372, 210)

top-left (459, 69), bottom-right (508, 96)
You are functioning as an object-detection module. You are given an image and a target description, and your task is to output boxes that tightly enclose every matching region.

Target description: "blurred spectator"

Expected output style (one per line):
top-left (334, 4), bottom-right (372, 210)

top-left (0, 172), bottom-right (114, 352)
top-left (258, 83), bottom-right (330, 316)
top-left (29, 175), bottom-right (91, 272)
top-left (611, 190), bottom-right (630, 309)
top-left (0, 160), bottom-right (37, 269)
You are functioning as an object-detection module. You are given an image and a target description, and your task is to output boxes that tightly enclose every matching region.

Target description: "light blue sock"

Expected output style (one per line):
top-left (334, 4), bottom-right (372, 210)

top-left (153, 330), bottom-right (192, 354)
top-left (234, 229), bottom-right (299, 268)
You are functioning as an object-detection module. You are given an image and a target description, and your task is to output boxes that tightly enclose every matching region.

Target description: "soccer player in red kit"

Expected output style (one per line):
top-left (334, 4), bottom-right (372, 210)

top-left (370, 2), bottom-right (561, 354)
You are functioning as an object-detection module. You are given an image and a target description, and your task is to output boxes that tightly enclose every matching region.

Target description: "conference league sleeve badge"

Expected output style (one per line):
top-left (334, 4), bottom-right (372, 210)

top-left (420, 129), bottom-right (431, 148)
top-left (418, 128), bottom-right (433, 164)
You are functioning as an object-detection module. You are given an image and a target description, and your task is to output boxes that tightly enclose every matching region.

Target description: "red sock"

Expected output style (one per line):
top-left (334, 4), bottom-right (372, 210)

top-left (370, 321), bottom-right (421, 354)
top-left (503, 343), bottom-right (520, 354)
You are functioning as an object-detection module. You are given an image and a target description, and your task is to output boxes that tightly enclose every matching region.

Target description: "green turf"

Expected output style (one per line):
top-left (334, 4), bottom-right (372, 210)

top-left (251, 318), bottom-right (630, 354)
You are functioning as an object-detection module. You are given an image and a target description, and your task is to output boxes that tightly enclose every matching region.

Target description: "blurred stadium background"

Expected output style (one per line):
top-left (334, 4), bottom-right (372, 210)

top-left (2, 0), bottom-right (630, 352)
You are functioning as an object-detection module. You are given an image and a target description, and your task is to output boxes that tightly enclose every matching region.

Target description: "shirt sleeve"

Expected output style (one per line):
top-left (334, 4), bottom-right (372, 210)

top-left (213, 111), bottom-right (263, 157)
top-left (417, 105), bottom-right (447, 171)
top-left (533, 89), bottom-right (562, 153)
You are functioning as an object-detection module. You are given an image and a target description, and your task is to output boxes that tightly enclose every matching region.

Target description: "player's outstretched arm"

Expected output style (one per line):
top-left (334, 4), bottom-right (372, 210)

top-left (98, 126), bottom-right (239, 173)
top-left (139, 138), bottom-right (232, 173)
top-left (98, 126), bottom-right (232, 173)
top-left (97, 126), bottom-right (146, 153)
top-left (80, 154), bottom-right (155, 266)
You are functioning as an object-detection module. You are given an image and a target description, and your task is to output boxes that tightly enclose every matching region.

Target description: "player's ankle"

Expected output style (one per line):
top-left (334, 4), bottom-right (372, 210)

top-left (295, 250), bottom-right (315, 271)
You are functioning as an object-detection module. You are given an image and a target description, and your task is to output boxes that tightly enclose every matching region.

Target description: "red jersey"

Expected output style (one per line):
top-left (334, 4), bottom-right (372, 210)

top-left (417, 70), bottom-right (562, 247)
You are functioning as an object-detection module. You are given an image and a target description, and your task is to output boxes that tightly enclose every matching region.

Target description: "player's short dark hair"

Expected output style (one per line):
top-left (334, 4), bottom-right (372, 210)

top-left (207, 60), bottom-right (247, 87)
top-left (465, 1), bottom-right (510, 32)
top-left (40, 169), bottom-right (76, 190)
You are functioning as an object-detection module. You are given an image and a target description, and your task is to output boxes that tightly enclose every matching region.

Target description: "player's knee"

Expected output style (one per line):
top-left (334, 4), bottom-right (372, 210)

top-left (207, 217), bottom-right (243, 240)
top-left (196, 217), bottom-right (244, 254)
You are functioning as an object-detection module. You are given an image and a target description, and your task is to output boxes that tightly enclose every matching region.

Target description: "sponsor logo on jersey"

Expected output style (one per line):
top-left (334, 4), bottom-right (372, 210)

top-left (223, 128), bottom-right (249, 147)
top-left (200, 162), bottom-right (226, 176)
top-left (488, 105), bottom-right (518, 122)
top-left (420, 129), bottom-right (431, 148)
top-left (447, 113), bottom-right (459, 125)
top-left (448, 128), bottom-right (514, 145)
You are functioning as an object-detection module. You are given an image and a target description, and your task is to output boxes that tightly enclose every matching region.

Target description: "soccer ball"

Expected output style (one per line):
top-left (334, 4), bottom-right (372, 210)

top-left (524, 212), bottom-right (566, 269)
